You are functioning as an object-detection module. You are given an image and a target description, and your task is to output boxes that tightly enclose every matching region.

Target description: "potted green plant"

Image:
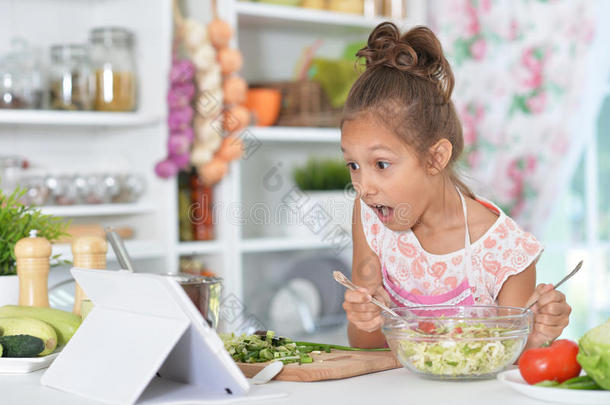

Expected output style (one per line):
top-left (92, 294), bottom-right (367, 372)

top-left (289, 158), bottom-right (354, 237)
top-left (0, 187), bottom-right (69, 306)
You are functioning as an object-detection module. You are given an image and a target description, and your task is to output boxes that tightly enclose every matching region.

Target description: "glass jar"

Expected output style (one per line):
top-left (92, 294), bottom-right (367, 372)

top-left (89, 27), bottom-right (137, 112)
top-left (0, 54), bottom-right (24, 109)
top-left (0, 155), bottom-right (26, 193)
top-left (0, 39), bottom-right (43, 109)
top-left (49, 44), bottom-right (93, 110)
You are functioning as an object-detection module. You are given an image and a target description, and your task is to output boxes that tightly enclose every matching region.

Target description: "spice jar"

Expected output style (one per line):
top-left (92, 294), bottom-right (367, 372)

top-left (190, 172), bottom-right (214, 241)
top-left (49, 44), bottom-right (93, 110)
top-left (89, 27), bottom-right (137, 111)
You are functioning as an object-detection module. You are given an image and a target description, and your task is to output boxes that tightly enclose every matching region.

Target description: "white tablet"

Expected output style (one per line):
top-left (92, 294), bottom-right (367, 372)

top-left (41, 268), bottom-right (250, 405)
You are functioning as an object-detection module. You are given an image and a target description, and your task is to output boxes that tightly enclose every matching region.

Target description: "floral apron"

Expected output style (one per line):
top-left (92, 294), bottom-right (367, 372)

top-left (381, 189), bottom-right (476, 310)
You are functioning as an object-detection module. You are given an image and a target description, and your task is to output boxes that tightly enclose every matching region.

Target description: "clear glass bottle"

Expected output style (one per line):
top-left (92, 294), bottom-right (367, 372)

top-left (49, 44), bottom-right (93, 110)
top-left (89, 27), bottom-right (137, 112)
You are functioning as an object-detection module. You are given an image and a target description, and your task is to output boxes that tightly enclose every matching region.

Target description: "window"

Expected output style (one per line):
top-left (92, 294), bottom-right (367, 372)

top-left (538, 89), bottom-right (610, 339)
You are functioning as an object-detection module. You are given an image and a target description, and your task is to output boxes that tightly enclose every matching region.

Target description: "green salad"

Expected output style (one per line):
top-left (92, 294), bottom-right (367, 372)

top-left (392, 322), bottom-right (522, 376)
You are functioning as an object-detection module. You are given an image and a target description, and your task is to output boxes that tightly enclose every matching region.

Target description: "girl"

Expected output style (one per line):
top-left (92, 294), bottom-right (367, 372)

top-left (341, 23), bottom-right (570, 351)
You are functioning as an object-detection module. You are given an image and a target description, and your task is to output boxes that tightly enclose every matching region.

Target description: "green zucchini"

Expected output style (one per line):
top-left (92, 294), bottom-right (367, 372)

top-left (0, 334), bottom-right (46, 357)
top-left (0, 305), bottom-right (82, 347)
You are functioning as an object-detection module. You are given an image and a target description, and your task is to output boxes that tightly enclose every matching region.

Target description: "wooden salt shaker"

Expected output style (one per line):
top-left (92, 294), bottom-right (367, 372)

top-left (71, 236), bottom-right (107, 315)
top-left (15, 229), bottom-right (52, 307)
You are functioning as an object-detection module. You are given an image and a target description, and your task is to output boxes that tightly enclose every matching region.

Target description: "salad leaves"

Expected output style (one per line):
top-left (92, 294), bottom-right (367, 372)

top-left (393, 323), bottom-right (522, 376)
top-left (576, 319), bottom-right (610, 390)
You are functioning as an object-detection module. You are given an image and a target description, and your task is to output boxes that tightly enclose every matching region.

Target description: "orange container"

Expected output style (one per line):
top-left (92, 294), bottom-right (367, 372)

top-left (245, 88), bottom-right (282, 127)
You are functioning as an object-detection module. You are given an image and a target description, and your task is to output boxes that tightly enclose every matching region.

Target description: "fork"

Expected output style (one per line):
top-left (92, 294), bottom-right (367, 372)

top-left (524, 260), bottom-right (583, 311)
top-left (333, 270), bottom-right (404, 320)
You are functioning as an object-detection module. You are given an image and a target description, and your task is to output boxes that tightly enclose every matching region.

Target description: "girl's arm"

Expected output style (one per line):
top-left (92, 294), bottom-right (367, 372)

top-left (496, 262), bottom-right (536, 308)
top-left (345, 198), bottom-right (388, 349)
top-left (497, 263), bottom-right (571, 350)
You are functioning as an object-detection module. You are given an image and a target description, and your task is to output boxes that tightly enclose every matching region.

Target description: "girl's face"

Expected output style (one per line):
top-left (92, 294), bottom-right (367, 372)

top-left (341, 115), bottom-right (432, 232)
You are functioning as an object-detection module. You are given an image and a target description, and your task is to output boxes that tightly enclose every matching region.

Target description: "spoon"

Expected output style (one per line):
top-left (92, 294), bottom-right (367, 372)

top-left (250, 361), bottom-right (283, 385)
top-left (525, 260), bottom-right (583, 311)
top-left (333, 270), bottom-right (405, 322)
top-left (105, 226), bottom-right (135, 272)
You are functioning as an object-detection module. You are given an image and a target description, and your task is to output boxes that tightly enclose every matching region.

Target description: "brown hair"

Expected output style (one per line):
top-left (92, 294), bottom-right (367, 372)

top-left (343, 22), bottom-right (474, 199)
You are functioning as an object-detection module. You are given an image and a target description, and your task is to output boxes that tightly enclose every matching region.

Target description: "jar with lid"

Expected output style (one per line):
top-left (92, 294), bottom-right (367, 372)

top-left (89, 27), bottom-right (137, 112)
top-left (49, 44), bottom-right (93, 110)
top-left (0, 39), bottom-right (44, 109)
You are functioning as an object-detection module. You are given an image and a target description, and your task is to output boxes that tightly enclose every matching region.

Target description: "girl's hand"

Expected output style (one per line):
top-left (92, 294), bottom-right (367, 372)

top-left (525, 283), bottom-right (572, 348)
top-left (343, 285), bottom-right (392, 333)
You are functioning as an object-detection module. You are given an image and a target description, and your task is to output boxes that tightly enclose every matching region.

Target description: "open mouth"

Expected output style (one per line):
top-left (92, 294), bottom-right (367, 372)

top-left (371, 204), bottom-right (393, 223)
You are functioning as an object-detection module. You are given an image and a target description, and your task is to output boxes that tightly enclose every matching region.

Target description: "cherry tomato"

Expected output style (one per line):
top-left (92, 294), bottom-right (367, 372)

top-left (417, 321), bottom-right (436, 334)
top-left (518, 339), bottom-right (581, 385)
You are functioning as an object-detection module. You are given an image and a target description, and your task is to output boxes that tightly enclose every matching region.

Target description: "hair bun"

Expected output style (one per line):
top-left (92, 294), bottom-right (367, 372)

top-left (356, 22), bottom-right (454, 103)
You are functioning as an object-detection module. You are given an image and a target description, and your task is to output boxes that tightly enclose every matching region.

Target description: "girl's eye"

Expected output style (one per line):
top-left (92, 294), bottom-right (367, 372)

top-left (346, 162), bottom-right (359, 171)
top-left (376, 161), bottom-right (390, 170)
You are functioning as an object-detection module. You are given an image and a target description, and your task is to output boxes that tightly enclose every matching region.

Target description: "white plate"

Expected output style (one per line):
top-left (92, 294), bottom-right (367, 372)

top-left (497, 369), bottom-right (610, 404)
top-left (0, 352), bottom-right (60, 374)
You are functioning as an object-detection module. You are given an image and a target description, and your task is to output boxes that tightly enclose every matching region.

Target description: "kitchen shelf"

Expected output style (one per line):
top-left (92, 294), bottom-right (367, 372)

top-left (0, 110), bottom-right (160, 127)
top-left (176, 241), bottom-right (223, 255)
top-left (240, 236), bottom-right (334, 253)
top-left (39, 203), bottom-right (157, 217)
top-left (236, 1), bottom-right (394, 30)
top-left (247, 126), bottom-right (340, 143)
top-left (52, 239), bottom-right (165, 261)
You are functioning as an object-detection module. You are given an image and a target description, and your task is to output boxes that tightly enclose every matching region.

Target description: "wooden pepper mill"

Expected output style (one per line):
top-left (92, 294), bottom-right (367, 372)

top-left (71, 236), bottom-right (107, 315)
top-left (15, 229), bottom-right (52, 307)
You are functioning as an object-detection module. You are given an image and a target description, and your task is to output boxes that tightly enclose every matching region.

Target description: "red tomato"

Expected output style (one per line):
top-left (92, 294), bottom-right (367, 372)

top-left (417, 321), bottom-right (436, 334)
top-left (518, 339), bottom-right (581, 385)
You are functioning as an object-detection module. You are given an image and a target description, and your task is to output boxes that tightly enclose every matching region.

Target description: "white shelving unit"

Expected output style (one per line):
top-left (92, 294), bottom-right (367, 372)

top-left (241, 237), bottom-right (334, 253)
top-left (176, 241), bottom-right (223, 255)
top-left (1, 0), bottom-right (426, 306)
top-left (0, 110), bottom-right (159, 127)
top-left (40, 203), bottom-right (157, 217)
top-left (246, 126), bottom-right (340, 143)
top-left (1, 0), bottom-right (176, 273)
top-left (52, 239), bottom-right (166, 262)
top-left (235, 1), bottom-right (392, 30)
top-left (208, 0), bottom-right (427, 305)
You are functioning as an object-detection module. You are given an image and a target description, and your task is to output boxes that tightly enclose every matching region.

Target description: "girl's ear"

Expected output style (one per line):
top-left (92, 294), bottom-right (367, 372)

top-left (427, 138), bottom-right (453, 175)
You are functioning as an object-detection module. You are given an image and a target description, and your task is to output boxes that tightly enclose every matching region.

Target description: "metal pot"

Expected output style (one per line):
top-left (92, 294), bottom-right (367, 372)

top-left (163, 273), bottom-right (223, 329)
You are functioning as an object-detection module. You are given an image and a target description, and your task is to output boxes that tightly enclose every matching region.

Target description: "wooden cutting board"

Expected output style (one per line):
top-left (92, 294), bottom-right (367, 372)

top-left (236, 350), bottom-right (401, 382)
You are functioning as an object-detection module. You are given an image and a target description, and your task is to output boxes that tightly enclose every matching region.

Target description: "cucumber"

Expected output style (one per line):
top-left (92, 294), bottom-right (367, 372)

top-left (0, 335), bottom-right (45, 357)
top-left (0, 305), bottom-right (81, 347)
top-left (0, 317), bottom-right (57, 356)
top-left (0, 343), bottom-right (3, 357)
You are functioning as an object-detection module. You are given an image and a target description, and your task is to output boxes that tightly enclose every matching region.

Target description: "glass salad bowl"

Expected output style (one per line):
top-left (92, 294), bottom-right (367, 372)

top-left (381, 305), bottom-right (533, 380)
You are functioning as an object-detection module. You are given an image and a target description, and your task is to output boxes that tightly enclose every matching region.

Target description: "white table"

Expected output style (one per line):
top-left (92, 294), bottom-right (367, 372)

top-left (0, 366), bottom-right (550, 405)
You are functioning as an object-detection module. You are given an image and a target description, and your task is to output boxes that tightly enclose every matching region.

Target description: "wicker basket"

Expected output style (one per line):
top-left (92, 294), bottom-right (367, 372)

top-left (253, 80), bottom-right (343, 127)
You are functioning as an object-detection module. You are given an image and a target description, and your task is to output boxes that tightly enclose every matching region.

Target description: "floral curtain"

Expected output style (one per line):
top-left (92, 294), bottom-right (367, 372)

top-left (429, 0), bottom-right (597, 235)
